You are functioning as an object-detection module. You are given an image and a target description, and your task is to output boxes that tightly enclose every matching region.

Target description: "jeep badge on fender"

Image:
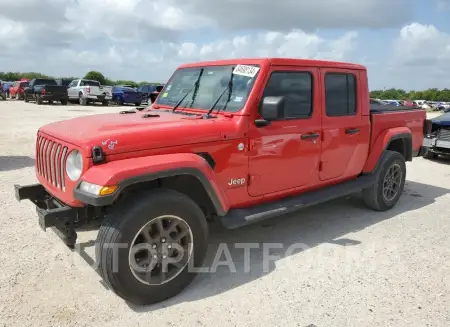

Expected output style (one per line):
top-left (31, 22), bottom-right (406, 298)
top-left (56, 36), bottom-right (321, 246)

top-left (228, 178), bottom-right (246, 186)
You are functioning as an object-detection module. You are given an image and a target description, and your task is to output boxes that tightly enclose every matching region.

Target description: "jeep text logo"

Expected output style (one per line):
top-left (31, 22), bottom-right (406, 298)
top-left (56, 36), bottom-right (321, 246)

top-left (228, 178), bottom-right (246, 186)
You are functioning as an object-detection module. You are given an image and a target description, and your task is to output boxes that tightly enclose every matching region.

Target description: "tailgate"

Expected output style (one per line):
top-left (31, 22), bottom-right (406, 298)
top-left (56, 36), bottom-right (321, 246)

top-left (89, 86), bottom-right (111, 97)
top-left (46, 85), bottom-right (67, 95)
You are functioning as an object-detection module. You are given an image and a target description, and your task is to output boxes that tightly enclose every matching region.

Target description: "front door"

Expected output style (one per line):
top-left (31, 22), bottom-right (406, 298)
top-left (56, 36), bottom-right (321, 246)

top-left (319, 69), bottom-right (368, 181)
top-left (247, 66), bottom-right (322, 196)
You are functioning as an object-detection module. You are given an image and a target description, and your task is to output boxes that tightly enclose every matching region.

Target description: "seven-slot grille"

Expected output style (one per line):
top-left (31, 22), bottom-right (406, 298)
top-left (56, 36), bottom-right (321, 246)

top-left (438, 128), bottom-right (450, 142)
top-left (36, 135), bottom-right (69, 191)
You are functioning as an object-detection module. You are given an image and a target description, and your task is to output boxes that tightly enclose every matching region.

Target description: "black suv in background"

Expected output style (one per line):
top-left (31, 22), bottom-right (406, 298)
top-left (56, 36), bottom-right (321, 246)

top-left (137, 84), bottom-right (164, 103)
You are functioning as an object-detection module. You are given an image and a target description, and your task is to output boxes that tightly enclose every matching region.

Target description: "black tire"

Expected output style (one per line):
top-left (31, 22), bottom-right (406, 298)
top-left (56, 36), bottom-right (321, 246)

top-left (135, 102), bottom-right (142, 106)
top-left (79, 93), bottom-right (87, 106)
top-left (423, 149), bottom-right (438, 160)
top-left (24, 93), bottom-right (29, 102)
top-left (116, 98), bottom-right (124, 106)
top-left (48, 100), bottom-right (53, 105)
top-left (36, 95), bottom-right (43, 105)
top-left (102, 100), bottom-right (109, 106)
top-left (95, 188), bottom-right (208, 305)
top-left (60, 99), bottom-right (68, 105)
top-left (362, 150), bottom-right (406, 211)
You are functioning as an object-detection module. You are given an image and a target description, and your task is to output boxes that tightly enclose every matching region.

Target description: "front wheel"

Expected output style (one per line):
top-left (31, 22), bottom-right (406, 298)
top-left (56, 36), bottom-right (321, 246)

top-left (95, 189), bottom-right (208, 305)
top-left (24, 93), bottom-right (29, 102)
top-left (362, 150), bottom-right (406, 211)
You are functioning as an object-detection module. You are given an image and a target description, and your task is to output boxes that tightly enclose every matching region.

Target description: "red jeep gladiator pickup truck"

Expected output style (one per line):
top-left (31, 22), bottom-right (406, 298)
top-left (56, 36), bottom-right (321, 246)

top-left (14, 58), bottom-right (428, 305)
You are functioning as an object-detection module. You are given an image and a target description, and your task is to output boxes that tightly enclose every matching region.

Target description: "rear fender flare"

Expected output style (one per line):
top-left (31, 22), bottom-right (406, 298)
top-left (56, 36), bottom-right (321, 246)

top-left (74, 153), bottom-right (229, 215)
top-left (363, 127), bottom-right (412, 173)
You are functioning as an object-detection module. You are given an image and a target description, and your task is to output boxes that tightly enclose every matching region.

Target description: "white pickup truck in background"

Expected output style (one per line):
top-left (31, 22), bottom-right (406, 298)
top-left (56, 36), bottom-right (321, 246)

top-left (67, 79), bottom-right (112, 105)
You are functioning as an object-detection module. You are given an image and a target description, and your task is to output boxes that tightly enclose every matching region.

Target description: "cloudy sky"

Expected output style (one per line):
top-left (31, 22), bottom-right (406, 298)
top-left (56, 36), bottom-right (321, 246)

top-left (1, 0), bottom-right (449, 90)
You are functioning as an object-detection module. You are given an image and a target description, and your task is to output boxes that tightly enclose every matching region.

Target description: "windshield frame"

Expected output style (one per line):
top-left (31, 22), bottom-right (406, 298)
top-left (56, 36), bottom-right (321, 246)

top-left (155, 64), bottom-right (261, 114)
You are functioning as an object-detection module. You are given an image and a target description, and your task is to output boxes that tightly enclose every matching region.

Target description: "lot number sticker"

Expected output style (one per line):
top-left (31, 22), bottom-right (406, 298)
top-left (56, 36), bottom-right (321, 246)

top-left (233, 65), bottom-right (260, 77)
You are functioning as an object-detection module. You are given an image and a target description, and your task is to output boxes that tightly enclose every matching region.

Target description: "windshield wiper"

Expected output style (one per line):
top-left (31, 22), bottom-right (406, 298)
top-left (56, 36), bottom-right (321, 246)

top-left (172, 68), bottom-right (203, 112)
top-left (204, 67), bottom-right (234, 118)
top-left (172, 68), bottom-right (204, 113)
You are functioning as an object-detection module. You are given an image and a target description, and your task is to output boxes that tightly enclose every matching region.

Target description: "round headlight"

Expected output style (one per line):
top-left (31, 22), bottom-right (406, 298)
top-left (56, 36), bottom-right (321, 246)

top-left (66, 150), bottom-right (83, 181)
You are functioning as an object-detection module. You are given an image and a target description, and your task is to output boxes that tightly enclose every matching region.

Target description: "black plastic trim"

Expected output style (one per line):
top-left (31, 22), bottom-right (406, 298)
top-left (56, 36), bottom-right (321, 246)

top-left (370, 105), bottom-right (424, 114)
top-left (73, 167), bottom-right (226, 215)
top-left (220, 173), bottom-right (376, 229)
top-left (14, 183), bottom-right (77, 231)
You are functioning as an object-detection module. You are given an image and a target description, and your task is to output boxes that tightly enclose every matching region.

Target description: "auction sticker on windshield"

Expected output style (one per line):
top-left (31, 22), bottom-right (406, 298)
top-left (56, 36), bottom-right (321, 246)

top-left (233, 65), bottom-right (260, 77)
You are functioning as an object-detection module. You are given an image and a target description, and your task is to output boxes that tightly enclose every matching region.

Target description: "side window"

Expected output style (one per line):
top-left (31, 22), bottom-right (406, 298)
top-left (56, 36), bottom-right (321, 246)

top-left (325, 73), bottom-right (356, 116)
top-left (68, 81), bottom-right (75, 88)
top-left (262, 71), bottom-right (313, 119)
top-left (80, 80), bottom-right (85, 86)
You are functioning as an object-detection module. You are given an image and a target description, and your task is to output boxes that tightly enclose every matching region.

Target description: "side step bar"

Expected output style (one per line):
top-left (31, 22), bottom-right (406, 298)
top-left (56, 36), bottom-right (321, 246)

top-left (220, 174), bottom-right (376, 229)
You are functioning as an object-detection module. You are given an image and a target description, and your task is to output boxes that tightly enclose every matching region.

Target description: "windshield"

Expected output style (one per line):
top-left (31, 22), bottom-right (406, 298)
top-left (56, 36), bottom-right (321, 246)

top-left (156, 64), bottom-right (260, 112)
top-left (19, 82), bottom-right (29, 87)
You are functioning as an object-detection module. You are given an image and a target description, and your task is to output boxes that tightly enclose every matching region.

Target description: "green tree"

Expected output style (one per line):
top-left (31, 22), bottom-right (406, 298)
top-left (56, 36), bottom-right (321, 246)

top-left (83, 71), bottom-right (107, 85)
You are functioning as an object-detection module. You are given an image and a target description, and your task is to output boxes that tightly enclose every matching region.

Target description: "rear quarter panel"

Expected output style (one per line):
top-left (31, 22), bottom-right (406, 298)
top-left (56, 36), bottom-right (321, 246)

top-left (363, 109), bottom-right (426, 172)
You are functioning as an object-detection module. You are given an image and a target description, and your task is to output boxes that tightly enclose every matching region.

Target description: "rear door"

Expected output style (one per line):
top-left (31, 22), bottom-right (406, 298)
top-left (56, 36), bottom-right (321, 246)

top-left (319, 68), bottom-right (369, 181)
top-left (247, 65), bottom-right (322, 196)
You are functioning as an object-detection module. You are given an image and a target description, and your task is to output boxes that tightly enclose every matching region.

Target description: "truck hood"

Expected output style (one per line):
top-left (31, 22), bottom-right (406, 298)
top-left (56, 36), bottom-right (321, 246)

top-left (40, 110), bottom-right (240, 156)
top-left (431, 112), bottom-right (450, 126)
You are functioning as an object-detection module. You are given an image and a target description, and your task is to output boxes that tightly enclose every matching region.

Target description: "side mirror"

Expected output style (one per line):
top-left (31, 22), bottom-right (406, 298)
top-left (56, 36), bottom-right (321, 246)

top-left (255, 96), bottom-right (285, 127)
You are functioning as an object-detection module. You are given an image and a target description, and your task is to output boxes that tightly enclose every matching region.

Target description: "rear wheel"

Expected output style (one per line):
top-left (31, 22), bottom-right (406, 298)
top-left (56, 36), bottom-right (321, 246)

top-left (24, 93), bottom-right (29, 102)
top-left (95, 189), bottom-right (208, 305)
top-left (423, 149), bottom-right (438, 160)
top-left (60, 99), bottom-right (68, 105)
top-left (36, 95), bottom-right (43, 105)
top-left (362, 150), bottom-right (406, 211)
top-left (135, 102), bottom-right (142, 106)
top-left (102, 100), bottom-right (109, 106)
top-left (79, 93), bottom-right (87, 106)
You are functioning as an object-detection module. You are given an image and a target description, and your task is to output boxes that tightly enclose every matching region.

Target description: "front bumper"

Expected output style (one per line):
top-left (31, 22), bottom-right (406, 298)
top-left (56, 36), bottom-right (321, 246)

top-left (423, 136), bottom-right (450, 149)
top-left (14, 183), bottom-right (78, 247)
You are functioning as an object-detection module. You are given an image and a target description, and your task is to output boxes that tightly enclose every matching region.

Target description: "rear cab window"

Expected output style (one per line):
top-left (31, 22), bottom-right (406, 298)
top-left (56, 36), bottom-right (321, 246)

top-left (325, 73), bottom-right (356, 116)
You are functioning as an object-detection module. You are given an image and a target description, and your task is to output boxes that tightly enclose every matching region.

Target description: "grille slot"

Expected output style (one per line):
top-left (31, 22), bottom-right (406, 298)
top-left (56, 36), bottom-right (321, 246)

top-left (438, 128), bottom-right (450, 142)
top-left (36, 135), bottom-right (69, 191)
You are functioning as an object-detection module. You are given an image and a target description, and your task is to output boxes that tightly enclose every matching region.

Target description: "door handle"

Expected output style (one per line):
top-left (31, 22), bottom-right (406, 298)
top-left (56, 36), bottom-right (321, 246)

top-left (345, 128), bottom-right (360, 135)
top-left (301, 132), bottom-right (320, 140)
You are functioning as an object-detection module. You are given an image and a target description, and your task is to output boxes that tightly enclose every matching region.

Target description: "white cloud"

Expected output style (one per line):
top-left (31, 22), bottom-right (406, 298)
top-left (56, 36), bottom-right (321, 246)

top-left (0, 0), bottom-right (404, 83)
top-left (390, 22), bottom-right (450, 89)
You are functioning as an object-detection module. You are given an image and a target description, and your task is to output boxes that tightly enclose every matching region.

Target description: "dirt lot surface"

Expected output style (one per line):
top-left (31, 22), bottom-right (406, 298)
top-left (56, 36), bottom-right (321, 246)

top-left (0, 101), bottom-right (449, 327)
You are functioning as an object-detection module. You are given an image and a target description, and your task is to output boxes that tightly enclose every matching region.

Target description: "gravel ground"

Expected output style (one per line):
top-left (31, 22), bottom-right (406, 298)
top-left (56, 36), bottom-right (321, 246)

top-left (0, 101), bottom-right (449, 327)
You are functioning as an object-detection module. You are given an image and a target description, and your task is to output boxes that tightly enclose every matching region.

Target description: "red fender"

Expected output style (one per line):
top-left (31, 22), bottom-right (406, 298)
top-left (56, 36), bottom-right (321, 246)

top-left (80, 153), bottom-right (229, 213)
top-left (363, 127), bottom-right (412, 173)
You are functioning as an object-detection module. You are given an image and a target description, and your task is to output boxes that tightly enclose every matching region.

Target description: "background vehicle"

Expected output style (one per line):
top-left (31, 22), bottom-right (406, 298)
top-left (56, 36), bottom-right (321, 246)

top-left (15, 58), bottom-right (427, 306)
top-left (23, 78), bottom-right (68, 105)
top-left (111, 85), bottom-right (143, 106)
top-left (67, 79), bottom-right (112, 105)
top-left (56, 78), bottom-right (73, 87)
top-left (10, 79), bottom-right (29, 100)
top-left (2, 81), bottom-right (14, 98)
top-left (137, 84), bottom-right (165, 103)
top-left (423, 112), bottom-right (450, 158)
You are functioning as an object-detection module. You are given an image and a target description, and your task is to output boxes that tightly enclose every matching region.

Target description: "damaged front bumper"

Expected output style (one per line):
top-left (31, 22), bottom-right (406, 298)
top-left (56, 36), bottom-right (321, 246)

top-left (14, 183), bottom-right (78, 247)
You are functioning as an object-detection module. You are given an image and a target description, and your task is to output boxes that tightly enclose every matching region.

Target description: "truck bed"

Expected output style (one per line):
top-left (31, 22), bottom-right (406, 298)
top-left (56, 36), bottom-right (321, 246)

top-left (370, 105), bottom-right (426, 154)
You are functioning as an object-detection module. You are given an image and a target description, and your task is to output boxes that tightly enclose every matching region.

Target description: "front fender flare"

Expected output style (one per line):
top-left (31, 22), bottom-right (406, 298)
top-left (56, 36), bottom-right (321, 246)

top-left (73, 153), bottom-right (229, 215)
top-left (363, 127), bottom-right (412, 173)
